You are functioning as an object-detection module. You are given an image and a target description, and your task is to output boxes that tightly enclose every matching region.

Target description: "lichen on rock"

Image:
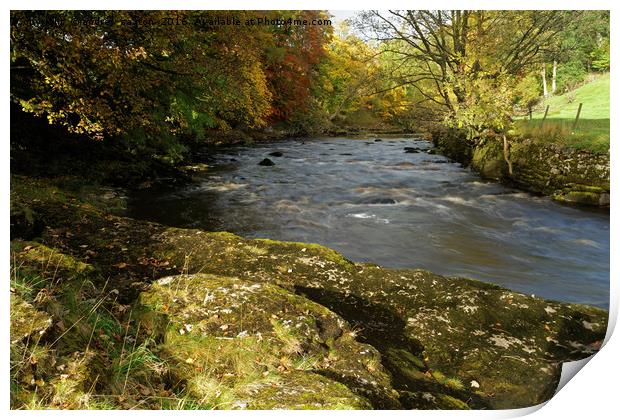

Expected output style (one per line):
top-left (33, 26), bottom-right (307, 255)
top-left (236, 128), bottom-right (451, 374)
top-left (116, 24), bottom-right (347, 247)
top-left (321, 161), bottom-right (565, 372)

top-left (138, 273), bottom-right (400, 409)
top-left (145, 229), bottom-right (608, 409)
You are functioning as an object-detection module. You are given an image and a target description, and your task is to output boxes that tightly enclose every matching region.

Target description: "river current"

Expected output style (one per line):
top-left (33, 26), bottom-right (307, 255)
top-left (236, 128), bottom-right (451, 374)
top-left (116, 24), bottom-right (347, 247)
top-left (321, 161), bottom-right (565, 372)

top-left (129, 137), bottom-right (610, 308)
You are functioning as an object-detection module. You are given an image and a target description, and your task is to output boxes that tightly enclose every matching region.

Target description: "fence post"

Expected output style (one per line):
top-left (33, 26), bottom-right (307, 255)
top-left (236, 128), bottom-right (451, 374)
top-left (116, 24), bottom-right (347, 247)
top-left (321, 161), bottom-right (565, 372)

top-left (541, 105), bottom-right (549, 126)
top-left (572, 103), bottom-right (583, 131)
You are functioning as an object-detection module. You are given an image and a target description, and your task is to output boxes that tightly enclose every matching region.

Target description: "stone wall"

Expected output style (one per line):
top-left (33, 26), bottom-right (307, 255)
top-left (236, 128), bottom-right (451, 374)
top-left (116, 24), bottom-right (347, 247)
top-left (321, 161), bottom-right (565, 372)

top-left (433, 128), bottom-right (610, 207)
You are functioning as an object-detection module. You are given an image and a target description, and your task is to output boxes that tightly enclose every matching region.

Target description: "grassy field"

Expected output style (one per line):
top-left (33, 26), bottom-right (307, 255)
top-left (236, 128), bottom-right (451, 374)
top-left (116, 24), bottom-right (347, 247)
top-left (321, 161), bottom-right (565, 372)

top-left (516, 73), bottom-right (610, 153)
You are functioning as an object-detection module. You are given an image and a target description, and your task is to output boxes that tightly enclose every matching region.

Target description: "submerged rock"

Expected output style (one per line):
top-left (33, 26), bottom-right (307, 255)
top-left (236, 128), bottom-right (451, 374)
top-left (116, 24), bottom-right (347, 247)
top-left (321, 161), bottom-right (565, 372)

top-left (258, 158), bottom-right (275, 166)
top-left (358, 197), bottom-right (398, 205)
top-left (268, 151), bottom-right (284, 157)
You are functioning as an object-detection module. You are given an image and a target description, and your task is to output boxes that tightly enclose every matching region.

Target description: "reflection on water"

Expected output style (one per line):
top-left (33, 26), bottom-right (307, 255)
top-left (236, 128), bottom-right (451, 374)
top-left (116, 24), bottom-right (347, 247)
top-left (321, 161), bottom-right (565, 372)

top-left (129, 137), bottom-right (610, 308)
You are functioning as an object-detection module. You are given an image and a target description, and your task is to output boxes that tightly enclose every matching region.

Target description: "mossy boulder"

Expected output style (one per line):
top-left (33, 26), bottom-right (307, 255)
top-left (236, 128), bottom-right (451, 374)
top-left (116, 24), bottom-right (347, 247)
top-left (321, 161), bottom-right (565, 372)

top-left (470, 138), bottom-right (505, 180)
top-left (137, 274), bottom-right (399, 409)
top-left (144, 229), bottom-right (607, 409)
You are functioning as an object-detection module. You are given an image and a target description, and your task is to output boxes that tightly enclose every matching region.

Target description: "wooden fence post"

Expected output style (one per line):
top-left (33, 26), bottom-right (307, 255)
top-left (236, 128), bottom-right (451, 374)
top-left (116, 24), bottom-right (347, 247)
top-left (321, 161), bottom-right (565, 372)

top-left (572, 103), bottom-right (583, 131)
top-left (541, 105), bottom-right (549, 126)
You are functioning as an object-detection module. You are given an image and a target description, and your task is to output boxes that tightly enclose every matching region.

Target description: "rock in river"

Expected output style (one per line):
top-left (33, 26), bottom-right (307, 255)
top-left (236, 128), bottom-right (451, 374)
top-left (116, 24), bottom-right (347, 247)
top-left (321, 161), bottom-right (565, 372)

top-left (359, 197), bottom-right (398, 205)
top-left (268, 151), bottom-right (284, 157)
top-left (258, 158), bottom-right (275, 166)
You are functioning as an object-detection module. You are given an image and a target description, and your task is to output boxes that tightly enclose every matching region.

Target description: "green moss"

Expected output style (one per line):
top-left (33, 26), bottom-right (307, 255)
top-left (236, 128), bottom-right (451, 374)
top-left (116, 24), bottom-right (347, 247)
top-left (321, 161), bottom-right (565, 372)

top-left (471, 139), bottom-right (505, 180)
top-left (12, 241), bottom-right (94, 276)
top-left (10, 294), bottom-right (52, 344)
top-left (243, 371), bottom-right (372, 409)
top-left (9, 174), bottom-right (610, 409)
top-left (554, 190), bottom-right (604, 206)
top-left (137, 273), bottom-right (398, 409)
top-left (438, 394), bottom-right (471, 410)
top-left (400, 391), bottom-right (470, 410)
top-left (255, 238), bottom-right (353, 267)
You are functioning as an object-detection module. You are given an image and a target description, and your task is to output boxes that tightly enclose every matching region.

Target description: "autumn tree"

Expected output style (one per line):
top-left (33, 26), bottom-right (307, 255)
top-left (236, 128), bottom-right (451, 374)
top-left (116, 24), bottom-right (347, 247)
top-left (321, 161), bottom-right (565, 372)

top-left (354, 10), bottom-right (571, 135)
top-left (263, 10), bottom-right (332, 125)
top-left (11, 10), bottom-right (332, 155)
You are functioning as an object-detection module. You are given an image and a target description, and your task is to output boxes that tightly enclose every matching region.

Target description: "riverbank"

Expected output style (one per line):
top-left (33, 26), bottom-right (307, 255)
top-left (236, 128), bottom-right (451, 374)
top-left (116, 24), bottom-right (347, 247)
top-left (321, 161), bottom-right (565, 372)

top-left (10, 172), bottom-right (608, 409)
top-left (431, 127), bottom-right (610, 207)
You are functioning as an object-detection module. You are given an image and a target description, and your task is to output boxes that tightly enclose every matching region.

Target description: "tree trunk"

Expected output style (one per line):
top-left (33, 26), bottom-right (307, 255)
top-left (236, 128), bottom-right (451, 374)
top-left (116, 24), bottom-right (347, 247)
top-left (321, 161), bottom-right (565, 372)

top-left (503, 134), bottom-right (513, 176)
top-left (542, 63), bottom-right (548, 97)
top-left (551, 60), bottom-right (557, 95)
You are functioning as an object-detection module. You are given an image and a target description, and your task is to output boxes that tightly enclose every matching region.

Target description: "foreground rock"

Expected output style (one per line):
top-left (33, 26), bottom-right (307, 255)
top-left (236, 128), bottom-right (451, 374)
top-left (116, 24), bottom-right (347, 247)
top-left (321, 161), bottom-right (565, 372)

top-left (147, 230), bottom-right (608, 408)
top-left (138, 274), bottom-right (399, 409)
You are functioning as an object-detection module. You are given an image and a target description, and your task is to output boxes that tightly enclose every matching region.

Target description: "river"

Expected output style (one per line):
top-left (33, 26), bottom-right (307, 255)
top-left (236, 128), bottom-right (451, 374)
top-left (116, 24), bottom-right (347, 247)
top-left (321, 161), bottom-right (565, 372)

top-left (128, 137), bottom-right (609, 309)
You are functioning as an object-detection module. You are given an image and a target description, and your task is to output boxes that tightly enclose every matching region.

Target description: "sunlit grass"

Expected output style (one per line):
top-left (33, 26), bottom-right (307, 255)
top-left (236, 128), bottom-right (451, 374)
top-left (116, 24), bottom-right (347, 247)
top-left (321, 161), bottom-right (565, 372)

top-left (530, 73), bottom-right (609, 120)
top-left (514, 73), bottom-right (609, 154)
top-left (514, 118), bottom-right (609, 154)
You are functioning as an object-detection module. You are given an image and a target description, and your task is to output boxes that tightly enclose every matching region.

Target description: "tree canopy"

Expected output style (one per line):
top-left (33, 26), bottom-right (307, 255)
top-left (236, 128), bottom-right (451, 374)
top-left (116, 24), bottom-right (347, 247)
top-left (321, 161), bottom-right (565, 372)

top-left (10, 10), bottom-right (610, 156)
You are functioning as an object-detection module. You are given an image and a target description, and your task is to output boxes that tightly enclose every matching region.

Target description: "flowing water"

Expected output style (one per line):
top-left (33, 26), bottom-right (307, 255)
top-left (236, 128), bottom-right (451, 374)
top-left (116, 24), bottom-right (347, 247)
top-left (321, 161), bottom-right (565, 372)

top-left (129, 137), bottom-right (610, 308)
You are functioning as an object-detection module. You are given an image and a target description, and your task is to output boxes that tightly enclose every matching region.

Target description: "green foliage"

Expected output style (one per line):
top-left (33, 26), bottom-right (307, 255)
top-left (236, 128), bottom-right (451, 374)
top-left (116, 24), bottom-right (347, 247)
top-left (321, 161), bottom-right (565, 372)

top-left (450, 75), bottom-right (515, 139)
top-left (514, 74), bottom-right (542, 112)
top-left (590, 38), bottom-right (610, 72)
top-left (10, 9), bottom-right (610, 155)
top-left (556, 61), bottom-right (588, 93)
top-left (554, 11), bottom-right (609, 73)
top-left (315, 25), bottom-right (378, 120)
top-left (354, 10), bottom-right (609, 137)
